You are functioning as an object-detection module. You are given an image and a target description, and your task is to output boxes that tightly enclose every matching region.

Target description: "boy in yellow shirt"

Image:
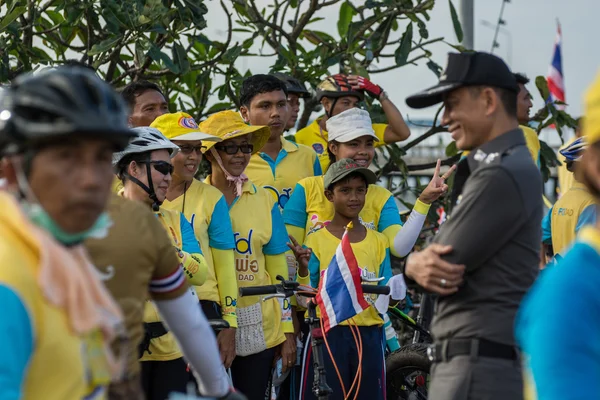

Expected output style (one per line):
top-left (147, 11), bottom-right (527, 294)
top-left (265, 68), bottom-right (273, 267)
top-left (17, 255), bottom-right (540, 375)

top-left (291, 158), bottom-right (391, 400)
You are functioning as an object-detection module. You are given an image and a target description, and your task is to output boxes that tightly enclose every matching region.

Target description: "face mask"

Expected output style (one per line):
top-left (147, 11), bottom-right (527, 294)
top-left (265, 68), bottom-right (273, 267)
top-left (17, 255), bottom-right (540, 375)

top-left (22, 202), bottom-right (112, 246)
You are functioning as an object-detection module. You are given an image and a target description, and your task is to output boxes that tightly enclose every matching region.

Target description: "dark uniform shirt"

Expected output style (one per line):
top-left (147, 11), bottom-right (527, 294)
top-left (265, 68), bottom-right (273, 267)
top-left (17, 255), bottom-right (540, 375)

top-left (431, 128), bottom-right (543, 347)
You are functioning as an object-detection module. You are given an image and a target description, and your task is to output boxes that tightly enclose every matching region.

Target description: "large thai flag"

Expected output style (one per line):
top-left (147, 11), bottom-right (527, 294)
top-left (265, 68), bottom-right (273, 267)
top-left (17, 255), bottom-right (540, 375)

top-left (546, 22), bottom-right (565, 110)
top-left (316, 223), bottom-right (369, 333)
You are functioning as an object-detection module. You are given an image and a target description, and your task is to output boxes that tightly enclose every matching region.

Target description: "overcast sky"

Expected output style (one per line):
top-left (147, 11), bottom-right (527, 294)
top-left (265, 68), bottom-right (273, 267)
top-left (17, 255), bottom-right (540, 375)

top-left (203, 0), bottom-right (599, 128)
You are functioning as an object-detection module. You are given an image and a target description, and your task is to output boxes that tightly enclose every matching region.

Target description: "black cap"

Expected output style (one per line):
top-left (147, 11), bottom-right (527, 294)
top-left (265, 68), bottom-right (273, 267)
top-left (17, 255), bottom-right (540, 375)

top-left (406, 52), bottom-right (519, 109)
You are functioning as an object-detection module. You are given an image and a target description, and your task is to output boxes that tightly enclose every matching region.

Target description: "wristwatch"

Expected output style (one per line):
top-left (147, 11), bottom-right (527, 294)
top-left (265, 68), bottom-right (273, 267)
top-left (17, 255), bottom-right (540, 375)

top-left (379, 90), bottom-right (389, 102)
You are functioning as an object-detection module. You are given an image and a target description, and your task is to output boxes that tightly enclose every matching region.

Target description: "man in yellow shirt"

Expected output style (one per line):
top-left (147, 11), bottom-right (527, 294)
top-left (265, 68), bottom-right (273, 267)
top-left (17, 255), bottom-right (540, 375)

top-left (294, 74), bottom-right (411, 171)
top-left (515, 73), bottom-right (542, 166)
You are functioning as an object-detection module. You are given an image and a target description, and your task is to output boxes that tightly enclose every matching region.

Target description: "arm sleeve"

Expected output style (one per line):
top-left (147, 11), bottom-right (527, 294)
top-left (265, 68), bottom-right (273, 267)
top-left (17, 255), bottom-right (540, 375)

top-left (283, 184), bottom-right (308, 228)
top-left (207, 196), bottom-right (236, 250)
top-left (576, 205), bottom-right (597, 233)
top-left (180, 212), bottom-right (202, 254)
top-left (0, 285), bottom-right (33, 400)
top-left (542, 208), bottom-right (553, 245)
top-left (265, 254), bottom-right (294, 333)
top-left (377, 196), bottom-right (403, 231)
top-left (391, 199), bottom-right (430, 257)
top-left (312, 155), bottom-right (323, 176)
top-left (178, 213), bottom-right (208, 286)
top-left (432, 167), bottom-right (525, 272)
top-left (155, 293), bottom-right (230, 398)
top-left (264, 203), bottom-right (291, 255)
top-left (211, 247), bottom-right (238, 328)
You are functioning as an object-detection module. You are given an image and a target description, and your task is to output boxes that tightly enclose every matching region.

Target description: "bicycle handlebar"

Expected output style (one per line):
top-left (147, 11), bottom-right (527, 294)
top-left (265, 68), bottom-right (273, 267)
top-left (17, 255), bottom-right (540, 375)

top-left (239, 276), bottom-right (390, 297)
top-left (238, 285), bottom-right (279, 297)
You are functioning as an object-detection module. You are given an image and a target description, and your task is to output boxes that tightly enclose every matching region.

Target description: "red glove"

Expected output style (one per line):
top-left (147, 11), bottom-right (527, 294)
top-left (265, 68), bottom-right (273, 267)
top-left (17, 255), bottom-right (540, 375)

top-left (356, 76), bottom-right (384, 99)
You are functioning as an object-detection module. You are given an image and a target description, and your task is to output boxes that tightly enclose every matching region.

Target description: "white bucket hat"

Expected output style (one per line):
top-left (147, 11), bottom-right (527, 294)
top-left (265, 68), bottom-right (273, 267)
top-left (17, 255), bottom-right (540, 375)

top-left (325, 108), bottom-right (379, 143)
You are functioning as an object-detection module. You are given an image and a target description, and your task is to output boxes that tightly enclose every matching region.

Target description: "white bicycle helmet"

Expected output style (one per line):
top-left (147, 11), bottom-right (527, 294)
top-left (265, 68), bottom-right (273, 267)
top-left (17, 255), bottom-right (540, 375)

top-left (113, 126), bottom-right (180, 211)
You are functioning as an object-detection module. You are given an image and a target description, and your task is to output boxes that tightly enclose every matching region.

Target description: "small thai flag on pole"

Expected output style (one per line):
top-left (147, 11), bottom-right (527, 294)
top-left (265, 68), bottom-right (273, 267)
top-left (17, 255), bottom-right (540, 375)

top-left (546, 21), bottom-right (565, 111)
top-left (316, 222), bottom-right (369, 333)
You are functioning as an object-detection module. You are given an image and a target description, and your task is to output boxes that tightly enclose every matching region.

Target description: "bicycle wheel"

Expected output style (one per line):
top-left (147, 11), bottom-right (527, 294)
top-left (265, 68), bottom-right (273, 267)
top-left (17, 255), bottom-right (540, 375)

top-left (386, 343), bottom-right (431, 400)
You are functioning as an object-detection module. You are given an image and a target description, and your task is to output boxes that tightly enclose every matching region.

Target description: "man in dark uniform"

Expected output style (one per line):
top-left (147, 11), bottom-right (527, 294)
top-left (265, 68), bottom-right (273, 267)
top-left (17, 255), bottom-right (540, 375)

top-left (403, 52), bottom-right (543, 400)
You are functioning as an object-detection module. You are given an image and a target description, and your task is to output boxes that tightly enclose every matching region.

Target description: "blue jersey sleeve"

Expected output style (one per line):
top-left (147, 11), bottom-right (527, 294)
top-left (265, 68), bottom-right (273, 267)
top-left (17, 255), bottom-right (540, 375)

top-left (378, 248), bottom-right (393, 286)
top-left (308, 252), bottom-right (321, 289)
top-left (542, 207), bottom-right (552, 244)
top-left (0, 285), bottom-right (33, 399)
top-left (207, 196), bottom-right (235, 250)
top-left (313, 156), bottom-right (323, 176)
top-left (576, 205), bottom-right (597, 233)
top-left (283, 184), bottom-right (308, 228)
top-left (180, 212), bottom-right (202, 254)
top-left (377, 196), bottom-right (403, 232)
top-left (264, 203), bottom-right (291, 255)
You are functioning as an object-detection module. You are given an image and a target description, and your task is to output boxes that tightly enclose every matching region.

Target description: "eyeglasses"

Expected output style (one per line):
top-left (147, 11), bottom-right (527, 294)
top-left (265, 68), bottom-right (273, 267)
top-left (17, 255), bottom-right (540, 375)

top-left (144, 161), bottom-right (174, 176)
top-left (214, 143), bottom-right (254, 155)
top-left (178, 144), bottom-right (206, 155)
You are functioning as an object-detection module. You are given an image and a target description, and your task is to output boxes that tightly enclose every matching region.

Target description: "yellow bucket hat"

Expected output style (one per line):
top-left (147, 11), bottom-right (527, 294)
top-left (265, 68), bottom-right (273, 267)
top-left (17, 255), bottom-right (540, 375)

top-left (151, 112), bottom-right (222, 142)
top-left (198, 110), bottom-right (270, 154)
top-left (584, 72), bottom-right (600, 145)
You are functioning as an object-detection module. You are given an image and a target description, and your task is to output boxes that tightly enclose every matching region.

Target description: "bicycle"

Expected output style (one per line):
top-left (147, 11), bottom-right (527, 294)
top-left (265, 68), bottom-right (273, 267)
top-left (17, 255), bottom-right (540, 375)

top-left (238, 275), bottom-right (390, 400)
top-left (385, 293), bottom-right (434, 400)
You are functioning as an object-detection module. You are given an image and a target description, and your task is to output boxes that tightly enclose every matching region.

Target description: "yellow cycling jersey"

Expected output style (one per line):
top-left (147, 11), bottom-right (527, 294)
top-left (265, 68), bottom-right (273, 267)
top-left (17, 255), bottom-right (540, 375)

top-left (141, 207), bottom-right (208, 362)
top-left (294, 118), bottom-right (387, 171)
top-left (298, 227), bottom-right (392, 327)
top-left (204, 177), bottom-right (293, 350)
top-left (557, 136), bottom-right (578, 196)
top-left (162, 179), bottom-right (238, 327)
top-left (0, 192), bottom-right (118, 400)
top-left (246, 137), bottom-right (322, 209)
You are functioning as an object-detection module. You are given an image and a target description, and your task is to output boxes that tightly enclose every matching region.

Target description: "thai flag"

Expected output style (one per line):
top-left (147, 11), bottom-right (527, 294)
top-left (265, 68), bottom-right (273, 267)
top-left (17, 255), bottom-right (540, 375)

top-left (316, 222), bottom-right (369, 333)
top-left (546, 22), bottom-right (565, 110)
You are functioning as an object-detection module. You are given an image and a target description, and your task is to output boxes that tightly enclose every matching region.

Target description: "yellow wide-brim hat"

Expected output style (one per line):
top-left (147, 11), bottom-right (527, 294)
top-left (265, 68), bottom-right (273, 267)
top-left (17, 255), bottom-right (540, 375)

top-left (583, 71), bottom-right (600, 144)
top-left (198, 110), bottom-right (270, 155)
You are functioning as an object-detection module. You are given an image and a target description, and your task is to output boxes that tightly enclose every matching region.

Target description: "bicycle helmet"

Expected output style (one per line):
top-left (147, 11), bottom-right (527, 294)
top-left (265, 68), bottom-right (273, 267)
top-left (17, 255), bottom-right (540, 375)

top-left (271, 73), bottom-right (310, 98)
top-left (0, 66), bottom-right (134, 156)
top-left (560, 136), bottom-right (587, 162)
top-left (113, 127), bottom-right (179, 211)
top-left (316, 74), bottom-right (364, 118)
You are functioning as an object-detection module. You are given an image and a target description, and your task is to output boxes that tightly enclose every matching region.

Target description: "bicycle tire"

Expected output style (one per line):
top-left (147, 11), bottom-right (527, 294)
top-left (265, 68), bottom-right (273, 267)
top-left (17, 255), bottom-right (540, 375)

top-left (386, 343), bottom-right (431, 400)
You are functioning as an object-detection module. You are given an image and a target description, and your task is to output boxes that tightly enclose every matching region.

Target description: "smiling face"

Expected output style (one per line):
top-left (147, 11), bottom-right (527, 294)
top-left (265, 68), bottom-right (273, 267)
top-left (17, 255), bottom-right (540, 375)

top-left (328, 136), bottom-right (375, 167)
top-left (125, 149), bottom-right (172, 205)
top-left (241, 90), bottom-right (289, 139)
top-left (325, 174), bottom-right (368, 219)
top-left (171, 140), bottom-right (203, 182)
top-left (213, 135), bottom-right (252, 177)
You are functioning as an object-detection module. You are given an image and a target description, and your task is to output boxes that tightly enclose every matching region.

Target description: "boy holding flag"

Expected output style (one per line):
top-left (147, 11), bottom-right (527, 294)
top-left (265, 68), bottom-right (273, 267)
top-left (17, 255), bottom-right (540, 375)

top-left (289, 158), bottom-right (392, 400)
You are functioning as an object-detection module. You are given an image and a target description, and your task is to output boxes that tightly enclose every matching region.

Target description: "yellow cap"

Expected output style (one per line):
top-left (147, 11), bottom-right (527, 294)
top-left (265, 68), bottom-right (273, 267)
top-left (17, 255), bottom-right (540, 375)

top-left (198, 110), bottom-right (270, 154)
top-left (151, 112), bottom-right (222, 142)
top-left (583, 72), bottom-right (600, 144)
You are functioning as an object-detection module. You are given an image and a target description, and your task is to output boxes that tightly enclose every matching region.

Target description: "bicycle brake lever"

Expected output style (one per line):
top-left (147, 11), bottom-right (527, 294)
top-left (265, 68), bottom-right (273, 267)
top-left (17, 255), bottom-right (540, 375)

top-left (263, 293), bottom-right (287, 301)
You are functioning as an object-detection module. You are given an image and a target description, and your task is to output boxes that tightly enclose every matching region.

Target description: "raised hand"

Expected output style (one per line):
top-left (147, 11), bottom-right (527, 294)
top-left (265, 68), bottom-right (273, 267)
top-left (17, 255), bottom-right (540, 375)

top-left (347, 74), bottom-right (383, 99)
top-left (287, 235), bottom-right (311, 276)
top-left (418, 159), bottom-right (457, 204)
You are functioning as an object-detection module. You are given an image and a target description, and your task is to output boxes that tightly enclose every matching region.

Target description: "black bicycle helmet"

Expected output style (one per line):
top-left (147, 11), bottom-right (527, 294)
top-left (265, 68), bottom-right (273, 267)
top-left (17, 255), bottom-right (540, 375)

top-left (0, 66), bottom-right (135, 156)
top-left (316, 74), bottom-right (364, 102)
top-left (271, 73), bottom-right (311, 98)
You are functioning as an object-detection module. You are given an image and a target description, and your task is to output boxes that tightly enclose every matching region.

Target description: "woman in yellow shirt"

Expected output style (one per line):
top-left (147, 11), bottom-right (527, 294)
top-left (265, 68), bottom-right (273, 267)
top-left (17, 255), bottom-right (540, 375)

top-left (113, 126), bottom-right (210, 400)
top-left (200, 110), bottom-right (296, 399)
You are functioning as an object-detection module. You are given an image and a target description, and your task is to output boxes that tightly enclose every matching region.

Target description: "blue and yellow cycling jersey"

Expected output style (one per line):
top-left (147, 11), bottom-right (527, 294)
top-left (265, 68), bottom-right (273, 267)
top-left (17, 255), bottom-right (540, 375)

top-left (0, 192), bottom-right (117, 400)
top-left (204, 176), bottom-right (293, 349)
top-left (162, 179), bottom-right (238, 327)
top-left (516, 226), bottom-right (600, 400)
top-left (141, 207), bottom-right (207, 362)
top-left (245, 137), bottom-right (322, 209)
top-left (294, 118), bottom-right (388, 171)
top-left (542, 181), bottom-right (597, 255)
top-left (297, 227), bottom-right (392, 327)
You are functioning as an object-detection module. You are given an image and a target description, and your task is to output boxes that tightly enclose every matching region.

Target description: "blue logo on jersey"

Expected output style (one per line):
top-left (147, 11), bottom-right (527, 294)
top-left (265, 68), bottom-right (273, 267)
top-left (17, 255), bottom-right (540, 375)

top-left (312, 143), bottom-right (324, 154)
top-left (265, 186), bottom-right (293, 209)
top-left (234, 230), bottom-right (253, 254)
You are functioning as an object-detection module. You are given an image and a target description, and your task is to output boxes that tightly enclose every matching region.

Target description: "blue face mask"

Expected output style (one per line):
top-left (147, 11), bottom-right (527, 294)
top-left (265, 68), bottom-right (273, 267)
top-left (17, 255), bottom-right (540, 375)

top-left (22, 202), bottom-right (112, 246)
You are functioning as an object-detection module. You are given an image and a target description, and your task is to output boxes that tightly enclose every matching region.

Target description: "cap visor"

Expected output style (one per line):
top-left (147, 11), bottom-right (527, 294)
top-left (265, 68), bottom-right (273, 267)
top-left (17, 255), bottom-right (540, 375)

top-left (335, 131), bottom-right (380, 143)
top-left (172, 131), bottom-right (222, 142)
top-left (330, 167), bottom-right (378, 187)
top-left (406, 82), bottom-right (462, 109)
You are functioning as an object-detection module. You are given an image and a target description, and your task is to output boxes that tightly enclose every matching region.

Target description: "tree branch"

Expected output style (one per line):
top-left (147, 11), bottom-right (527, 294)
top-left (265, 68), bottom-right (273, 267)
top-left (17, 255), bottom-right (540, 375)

top-left (291, 0), bottom-right (319, 41)
top-left (368, 53), bottom-right (428, 73)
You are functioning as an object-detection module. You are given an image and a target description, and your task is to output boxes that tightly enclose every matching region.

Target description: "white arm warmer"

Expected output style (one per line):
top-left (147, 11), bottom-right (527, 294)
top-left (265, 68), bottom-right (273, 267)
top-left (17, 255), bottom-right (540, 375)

top-left (393, 208), bottom-right (428, 257)
top-left (155, 292), bottom-right (230, 398)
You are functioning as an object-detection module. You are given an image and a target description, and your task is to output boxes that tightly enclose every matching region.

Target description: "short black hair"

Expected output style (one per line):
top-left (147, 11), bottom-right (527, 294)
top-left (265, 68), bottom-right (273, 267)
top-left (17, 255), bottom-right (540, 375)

top-left (240, 74), bottom-right (288, 108)
top-left (121, 81), bottom-right (165, 110)
top-left (326, 171), bottom-right (368, 192)
top-left (514, 73), bottom-right (530, 86)
top-left (469, 86), bottom-right (517, 118)
top-left (116, 151), bottom-right (152, 182)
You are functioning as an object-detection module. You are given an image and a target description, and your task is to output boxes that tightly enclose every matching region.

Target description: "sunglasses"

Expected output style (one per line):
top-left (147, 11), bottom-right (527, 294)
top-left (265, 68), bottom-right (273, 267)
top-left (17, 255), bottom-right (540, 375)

top-left (143, 161), bottom-right (174, 176)
top-left (214, 143), bottom-right (254, 155)
top-left (178, 144), bottom-right (206, 155)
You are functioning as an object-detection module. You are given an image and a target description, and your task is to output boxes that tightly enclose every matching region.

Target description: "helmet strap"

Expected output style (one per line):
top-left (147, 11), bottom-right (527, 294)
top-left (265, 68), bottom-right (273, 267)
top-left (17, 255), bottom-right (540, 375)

top-left (123, 163), bottom-right (161, 211)
top-left (325, 97), bottom-right (339, 119)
